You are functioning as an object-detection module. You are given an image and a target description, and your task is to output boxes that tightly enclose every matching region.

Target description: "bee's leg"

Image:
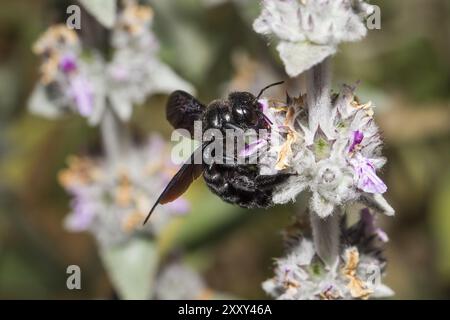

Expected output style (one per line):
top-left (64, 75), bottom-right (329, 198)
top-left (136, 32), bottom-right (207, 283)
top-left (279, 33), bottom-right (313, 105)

top-left (255, 173), bottom-right (293, 191)
top-left (229, 174), bottom-right (257, 193)
top-left (203, 166), bottom-right (224, 187)
top-left (203, 166), bottom-right (238, 203)
top-left (228, 176), bottom-right (272, 208)
top-left (231, 175), bottom-right (272, 208)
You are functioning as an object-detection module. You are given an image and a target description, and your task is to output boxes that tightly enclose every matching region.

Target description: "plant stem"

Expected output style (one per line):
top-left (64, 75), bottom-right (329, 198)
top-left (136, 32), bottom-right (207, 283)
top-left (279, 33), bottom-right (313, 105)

top-left (306, 58), bottom-right (332, 136)
top-left (310, 208), bottom-right (341, 266)
top-left (305, 58), bottom-right (340, 267)
top-left (306, 58), bottom-right (331, 109)
top-left (100, 106), bottom-right (130, 165)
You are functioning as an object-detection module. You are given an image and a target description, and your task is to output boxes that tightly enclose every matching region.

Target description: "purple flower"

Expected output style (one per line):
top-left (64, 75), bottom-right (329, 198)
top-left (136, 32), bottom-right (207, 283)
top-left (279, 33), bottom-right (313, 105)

top-left (59, 54), bottom-right (78, 74)
top-left (69, 75), bottom-right (94, 116)
top-left (351, 153), bottom-right (387, 194)
top-left (349, 130), bottom-right (364, 153)
top-left (360, 208), bottom-right (389, 243)
top-left (66, 195), bottom-right (96, 231)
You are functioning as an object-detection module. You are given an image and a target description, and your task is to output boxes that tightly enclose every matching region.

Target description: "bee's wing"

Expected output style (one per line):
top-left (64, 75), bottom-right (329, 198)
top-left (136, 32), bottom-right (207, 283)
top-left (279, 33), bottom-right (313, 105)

top-left (143, 142), bottom-right (209, 225)
top-left (166, 90), bottom-right (206, 136)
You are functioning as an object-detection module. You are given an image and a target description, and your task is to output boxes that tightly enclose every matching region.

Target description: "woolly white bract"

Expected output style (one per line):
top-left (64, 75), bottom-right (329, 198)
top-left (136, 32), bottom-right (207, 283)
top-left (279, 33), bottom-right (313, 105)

top-left (59, 135), bottom-right (189, 247)
top-left (253, 0), bottom-right (374, 76)
top-left (263, 240), bottom-right (393, 300)
top-left (263, 210), bottom-right (394, 300)
top-left (257, 84), bottom-right (393, 219)
top-left (29, 1), bottom-right (194, 125)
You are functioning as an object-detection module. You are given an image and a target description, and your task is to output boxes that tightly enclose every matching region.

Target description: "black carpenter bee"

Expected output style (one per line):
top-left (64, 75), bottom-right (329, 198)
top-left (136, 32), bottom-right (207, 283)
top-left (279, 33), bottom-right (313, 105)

top-left (144, 81), bottom-right (290, 224)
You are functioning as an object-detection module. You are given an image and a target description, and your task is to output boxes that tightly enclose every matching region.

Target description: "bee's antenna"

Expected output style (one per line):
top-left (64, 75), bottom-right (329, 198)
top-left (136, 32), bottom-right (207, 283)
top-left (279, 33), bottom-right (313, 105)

top-left (256, 81), bottom-right (285, 100)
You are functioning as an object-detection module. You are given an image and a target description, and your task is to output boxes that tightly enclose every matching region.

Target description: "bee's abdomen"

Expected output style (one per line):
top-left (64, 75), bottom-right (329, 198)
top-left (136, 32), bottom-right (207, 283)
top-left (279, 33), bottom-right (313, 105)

top-left (203, 164), bottom-right (273, 208)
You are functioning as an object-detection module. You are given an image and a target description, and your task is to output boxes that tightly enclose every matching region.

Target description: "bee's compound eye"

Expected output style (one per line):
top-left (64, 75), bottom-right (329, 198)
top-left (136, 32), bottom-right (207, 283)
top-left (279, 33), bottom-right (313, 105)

top-left (204, 108), bottom-right (221, 129)
top-left (221, 109), bottom-right (232, 123)
top-left (233, 105), bottom-right (258, 125)
top-left (229, 92), bottom-right (259, 126)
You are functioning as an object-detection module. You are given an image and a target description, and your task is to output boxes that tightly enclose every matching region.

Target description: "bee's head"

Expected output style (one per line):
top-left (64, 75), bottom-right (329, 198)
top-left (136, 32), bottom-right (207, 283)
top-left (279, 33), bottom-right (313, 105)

top-left (228, 92), bottom-right (259, 127)
top-left (228, 81), bottom-right (284, 128)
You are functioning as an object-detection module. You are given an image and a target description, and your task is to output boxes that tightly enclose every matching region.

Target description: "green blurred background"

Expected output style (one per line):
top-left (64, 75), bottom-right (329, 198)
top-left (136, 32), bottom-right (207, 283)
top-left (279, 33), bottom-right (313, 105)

top-left (0, 0), bottom-right (449, 299)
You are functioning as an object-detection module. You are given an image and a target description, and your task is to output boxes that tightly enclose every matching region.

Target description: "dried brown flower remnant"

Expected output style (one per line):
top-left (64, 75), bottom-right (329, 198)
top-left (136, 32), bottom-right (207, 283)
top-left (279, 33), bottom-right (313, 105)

top-left (32, 25), bottom-right (79, 84)
top-left (32, 25), bottom-right (78, 55)
top-left (58, 156), bottom-right (102, 188)
top-left (342, 247), bottom-right (373, 299)
top-left (119, 0), bottom-right (154, 35)
top-left (275, 129), bottom-right (297, 170)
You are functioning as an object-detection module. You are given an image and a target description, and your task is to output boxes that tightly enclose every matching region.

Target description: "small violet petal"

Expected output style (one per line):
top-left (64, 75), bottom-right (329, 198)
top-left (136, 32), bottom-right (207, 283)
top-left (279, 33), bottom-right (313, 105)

top-left (351, 154), bottom-right (387, 194)
top-left (349, 130), bottom-right (364, 153)
top-left (59, 54), bottom-right (78, 74)
top-left (360, 208), bottom-right (389, 242)
top-left (66, 196), bottom-right (96, 231)
top-left (69, 75), bottom-right (94, 117)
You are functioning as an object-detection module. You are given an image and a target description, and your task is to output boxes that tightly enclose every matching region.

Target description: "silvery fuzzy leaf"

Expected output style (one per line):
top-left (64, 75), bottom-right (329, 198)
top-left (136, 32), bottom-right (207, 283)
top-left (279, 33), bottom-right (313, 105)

top-left (276, 41), bottom-right (336, 77)
top-left (79, 0), bottom-right (117, 29)
top-left (360, 193), bottom-right (395, 216)
top-left (302, 0), bottom-right (369, 45)
top-left (253, 0), bottom-right (305, 43)
top-left (100, 238), bottom-right (159, 300)
top-left (147, 61), bottom-right (196, 96)
top-left (28, 84), bottom-right (63, 119)
top-left (254, 0), bottom-right (372, 45)
top-left (254, 0), bottom-right (374, 77)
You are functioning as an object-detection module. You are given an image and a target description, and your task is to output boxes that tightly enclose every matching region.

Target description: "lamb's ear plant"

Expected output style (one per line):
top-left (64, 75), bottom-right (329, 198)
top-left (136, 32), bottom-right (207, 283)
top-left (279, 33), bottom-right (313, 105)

top-left (28, 0), bottom-right (208, 300)
top-left (252, 0), bottom-right (394, 300)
